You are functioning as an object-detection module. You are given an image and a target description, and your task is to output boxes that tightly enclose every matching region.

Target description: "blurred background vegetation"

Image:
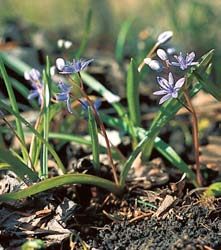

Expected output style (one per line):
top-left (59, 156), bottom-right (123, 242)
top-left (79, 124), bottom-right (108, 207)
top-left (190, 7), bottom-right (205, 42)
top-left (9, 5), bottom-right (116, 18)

top-left (0, 0), bottom-right (220, 82)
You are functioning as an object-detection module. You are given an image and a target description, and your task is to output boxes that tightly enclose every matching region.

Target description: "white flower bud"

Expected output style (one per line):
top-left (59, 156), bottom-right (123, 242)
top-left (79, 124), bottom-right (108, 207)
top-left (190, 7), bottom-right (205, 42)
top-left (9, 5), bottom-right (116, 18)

top-left (157, 49), bottom-right (168, 61)
top-left (157, 31), bottom-right (173, 45)
top-left (64, 41), bottom-right (72, 49)
top-left (56, 58), bottom-right (66, 71)
top-left (57, 39), bottom-right (64, 48)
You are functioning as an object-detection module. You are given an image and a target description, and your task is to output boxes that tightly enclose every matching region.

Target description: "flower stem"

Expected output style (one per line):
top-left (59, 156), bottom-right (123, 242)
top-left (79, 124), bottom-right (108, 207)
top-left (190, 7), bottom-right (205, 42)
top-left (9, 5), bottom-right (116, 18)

top-left (182, 83), bottom-right (202, 186)
top-left (69, 75), bottom-right (119, 185)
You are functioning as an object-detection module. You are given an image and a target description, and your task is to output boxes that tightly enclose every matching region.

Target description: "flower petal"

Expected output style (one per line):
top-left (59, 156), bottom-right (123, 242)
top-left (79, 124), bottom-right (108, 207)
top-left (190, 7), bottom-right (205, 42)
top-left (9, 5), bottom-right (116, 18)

top-left (57, 93), bottom-right (68, 102)
top-left (175, 77), bottom-right (185, 89)
top-left (159, 93), bottom-right (172, 104)
top-left (66, 98), bottom-right (73, 113)
top-left (171, 91), bottom-right (178, 98)
top-left (186, 52), bottom-right (195, 64)
top-left (28, 90), bottom-right (39, 100)
top-left (157, 76), bottom-right (170, 89)
top-left (153, 90), bottom-right (168, 96)
top-left (170, 62), bottom-right (180, 67)
top-left (168, 72), bottom-right (174, 86)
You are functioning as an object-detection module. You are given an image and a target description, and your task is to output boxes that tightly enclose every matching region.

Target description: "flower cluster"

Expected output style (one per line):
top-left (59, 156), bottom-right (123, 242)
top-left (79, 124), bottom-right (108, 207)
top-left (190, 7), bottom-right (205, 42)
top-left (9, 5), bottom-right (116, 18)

top-left (143, 31), bottom-right (198, 104)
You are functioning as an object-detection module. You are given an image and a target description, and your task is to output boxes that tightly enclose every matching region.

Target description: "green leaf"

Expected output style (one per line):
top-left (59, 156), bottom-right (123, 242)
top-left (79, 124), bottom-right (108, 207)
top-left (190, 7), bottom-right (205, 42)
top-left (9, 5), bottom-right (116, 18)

top-left (0, 100), bottom-right (66, 173)
top-left (88, 107), bottom-right (100, 171)
top-left (204, 182), bottom-right (221, 197)
top-left (0, 56), bottom-right (27, 162)
top-left (0, 150), bottom-right (38, 183)
top-left (115, 18), bottom-right (135, 62)
top-left (193, 49), bottom-right (220, 101)
top-left (100, 113), bottom-right (197, 187)
top-left (81, 72), bottom-right (120, 104)
top-left (126, 58), bottom-right (141, 126)
top-left (0, 174), bottom-right (122, 200)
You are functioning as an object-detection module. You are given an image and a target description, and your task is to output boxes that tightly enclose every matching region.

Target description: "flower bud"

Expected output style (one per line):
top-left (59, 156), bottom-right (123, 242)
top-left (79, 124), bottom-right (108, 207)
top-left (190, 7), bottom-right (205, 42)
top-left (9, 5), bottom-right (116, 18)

top-left (157, 31), bottom-right (173, 45)
top-left (157, 49), bottom-right (168, 61)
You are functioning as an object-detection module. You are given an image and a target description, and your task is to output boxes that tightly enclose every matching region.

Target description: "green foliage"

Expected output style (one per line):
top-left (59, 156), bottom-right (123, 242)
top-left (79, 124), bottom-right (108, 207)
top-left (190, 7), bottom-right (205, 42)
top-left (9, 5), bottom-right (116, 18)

top-left (21, 239), bottom-right (45, 250)
top-left (205, 182), bottom-right (221, 197)
top-left (0, 17), bottom-right (217, 201)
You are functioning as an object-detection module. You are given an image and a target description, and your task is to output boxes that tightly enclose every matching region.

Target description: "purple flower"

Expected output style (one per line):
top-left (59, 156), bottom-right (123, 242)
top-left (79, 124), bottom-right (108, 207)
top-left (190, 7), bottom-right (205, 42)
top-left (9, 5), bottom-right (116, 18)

top-left (24, 69), bottom-right (43, 105)
top-left (24, 69), bottom-right (41, 82)
top-left (57, 80), bottom-right (73, 113)
top-left (56, 58), bottom-right (94, 74)
top-left (170, 52), bottom-right (198, 70)
top-left (153, 72), bottom-right (185, 104)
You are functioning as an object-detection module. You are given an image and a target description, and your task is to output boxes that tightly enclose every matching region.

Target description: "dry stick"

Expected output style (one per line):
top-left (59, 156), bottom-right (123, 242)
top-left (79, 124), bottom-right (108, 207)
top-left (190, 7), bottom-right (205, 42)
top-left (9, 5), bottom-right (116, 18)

top-left (182, 83), bottom-right (202, 186)
top-left (138, 42), bottom-right (159, 72)
top-left (69, 74), bottom-right (119, 185)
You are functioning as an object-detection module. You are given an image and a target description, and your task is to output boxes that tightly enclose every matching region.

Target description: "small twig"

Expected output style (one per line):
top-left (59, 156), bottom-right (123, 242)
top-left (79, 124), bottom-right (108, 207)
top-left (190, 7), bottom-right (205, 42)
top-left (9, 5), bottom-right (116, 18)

top-left (182, 81), bottom-right (202, 186)
top-left (129, 211), bottom-right (154, 224)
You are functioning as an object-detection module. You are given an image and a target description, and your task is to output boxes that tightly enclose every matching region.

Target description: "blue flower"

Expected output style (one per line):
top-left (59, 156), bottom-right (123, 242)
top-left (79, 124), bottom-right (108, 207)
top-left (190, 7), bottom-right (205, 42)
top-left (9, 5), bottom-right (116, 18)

top-left (170, 52), bottom-right (198, 70)
top-left (24, 69), bottom-right (41, 82)
top-left (153, 72), bottom-right (185, 104)
top-left (79, 98), bottom-right (101, 113)
top-left (24, 69), bottom-right (43, 105)
top-left (57, 80), bottom-right (73, 113)
top-left (56, 58), bottom-right (94, 74)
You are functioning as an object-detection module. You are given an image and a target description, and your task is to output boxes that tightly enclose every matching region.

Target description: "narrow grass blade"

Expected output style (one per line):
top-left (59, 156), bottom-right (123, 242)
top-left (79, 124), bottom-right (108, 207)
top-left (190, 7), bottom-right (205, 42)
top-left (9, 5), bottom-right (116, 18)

top-left (0, 173), bottom-right (122, 201)
top-left (75, 9), bottom-right (92, 59)
top-left (48, 133), bottom-right (123, 162)
top-left (0, 150), bottom-right (38, 183)
top-left (115, 18), bottom-right (135, 62)
top-left (81, 72), bottom-right (120, 104)
top-left (126, 58), bottom-right (141, 126)
top-left (0, 56), bottom-right (27, 161)
top-left (0, 100), bottom-right (66, 173)
top-left (41, 57), bottom-right (51, 178)
top-left (88, 107), bottom-right (100, 172)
